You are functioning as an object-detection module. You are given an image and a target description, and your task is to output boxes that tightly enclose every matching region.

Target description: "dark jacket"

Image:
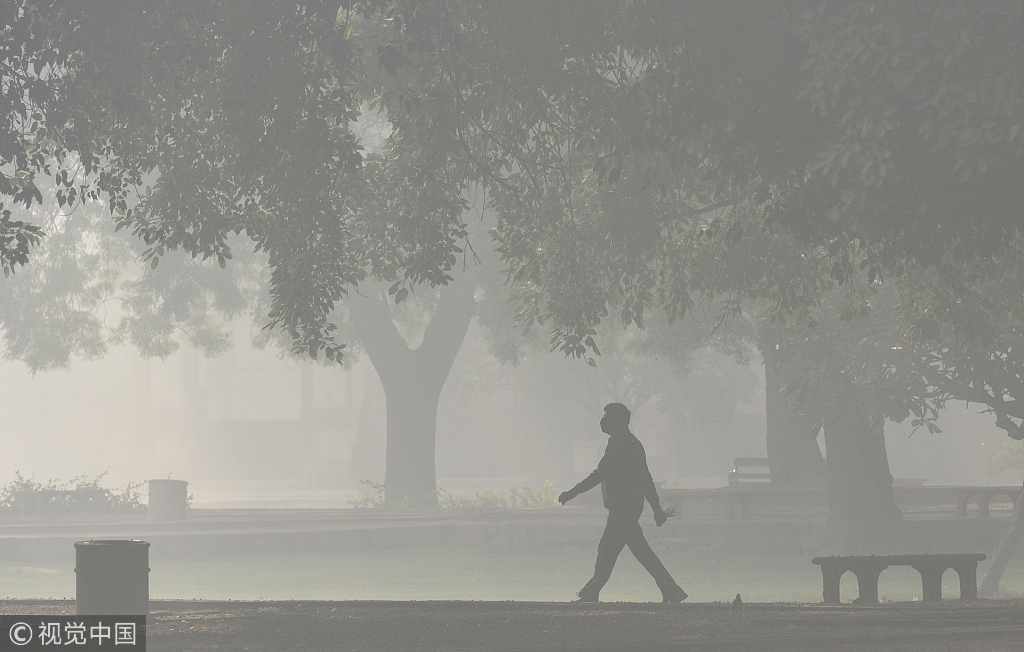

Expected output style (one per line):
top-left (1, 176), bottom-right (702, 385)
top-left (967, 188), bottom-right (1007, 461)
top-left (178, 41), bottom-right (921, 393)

top-left (570, 430), bottom-right (661, 514)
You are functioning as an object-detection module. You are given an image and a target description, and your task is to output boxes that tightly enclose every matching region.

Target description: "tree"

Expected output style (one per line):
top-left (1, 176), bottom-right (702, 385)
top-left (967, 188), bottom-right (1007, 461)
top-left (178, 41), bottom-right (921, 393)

top-left (10, 2), bottom-right (1020, 361)
top-left (10, 3), bottom-right (1021, 536)
top-left (765, 290), bottom-right (906, 554)
top-left (9, 0), bottom-right (846, 516)
top-left (346, 279), bottom-right (475, 506)
top-left (761, 337), bottom-right (827, 487)
top-left (889, 238), bottom-right (1024, 592)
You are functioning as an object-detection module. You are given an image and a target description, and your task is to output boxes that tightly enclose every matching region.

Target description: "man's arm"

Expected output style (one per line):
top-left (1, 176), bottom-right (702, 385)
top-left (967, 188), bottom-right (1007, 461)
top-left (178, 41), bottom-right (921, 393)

top-left (638, 443), bottom-right (668, 525)
top-left (558, 467), bottom-right (604, 505)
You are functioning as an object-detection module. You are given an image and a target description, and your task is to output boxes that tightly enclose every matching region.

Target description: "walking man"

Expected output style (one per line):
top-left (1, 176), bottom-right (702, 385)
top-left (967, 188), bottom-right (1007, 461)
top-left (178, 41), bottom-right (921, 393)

top-left (559, 403), bottom-right (688, 603)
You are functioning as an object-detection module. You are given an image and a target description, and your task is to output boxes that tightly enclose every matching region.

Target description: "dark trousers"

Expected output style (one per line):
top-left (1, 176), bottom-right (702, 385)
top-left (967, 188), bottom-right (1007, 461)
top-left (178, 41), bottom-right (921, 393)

top-left (580, 509), bottom-right (679, 598)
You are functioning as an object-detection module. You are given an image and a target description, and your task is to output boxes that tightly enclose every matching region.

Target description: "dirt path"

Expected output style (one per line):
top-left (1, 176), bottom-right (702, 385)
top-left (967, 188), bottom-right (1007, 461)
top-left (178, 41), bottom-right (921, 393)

top-left (3, 599), bottom-right (1023, 651)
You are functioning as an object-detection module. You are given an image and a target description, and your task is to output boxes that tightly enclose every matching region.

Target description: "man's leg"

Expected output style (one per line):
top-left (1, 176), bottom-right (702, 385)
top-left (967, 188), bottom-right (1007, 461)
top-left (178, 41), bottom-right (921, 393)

top-left (578, 512), bottom-right (629, 600)
top-left (622, 519), bottom-right (685, 598)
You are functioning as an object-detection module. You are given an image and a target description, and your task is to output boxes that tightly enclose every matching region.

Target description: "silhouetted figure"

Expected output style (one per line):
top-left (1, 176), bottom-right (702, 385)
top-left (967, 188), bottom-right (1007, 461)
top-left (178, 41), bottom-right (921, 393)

top-left (559, 403), bottom-right (687, 603)
top-left (731, 593), bottom-right (743, 613)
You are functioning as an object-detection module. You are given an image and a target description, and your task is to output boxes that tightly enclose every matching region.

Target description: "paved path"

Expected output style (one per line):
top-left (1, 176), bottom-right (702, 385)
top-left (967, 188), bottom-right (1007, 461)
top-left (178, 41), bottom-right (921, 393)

top-left (3, 599), bottom-right (1023, 651)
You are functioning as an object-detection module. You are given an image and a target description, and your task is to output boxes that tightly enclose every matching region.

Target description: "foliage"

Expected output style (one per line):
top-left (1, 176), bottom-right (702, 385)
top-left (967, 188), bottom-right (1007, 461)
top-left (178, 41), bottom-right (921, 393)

top-left (0, 471), bottom-right (146, 514)
top-left (436, 481), bottom-right (559, 509)
top-left (784, 0), bottom-right (1024, 278)
top-left (1, 2), bottom-right (817, 363)
top-left (987, 441), bottom-right (1024, 476)
top-left (351, 479), bottom-right (560, 509)
top-left (349, 479), bottom-right (387, 509)
top-left (0, 1), bottom-right (1017, 372)
top-left (0, 179), bottom-right (257, 371)
top-left (0, 197), bottom-right (126, 371)
top-left (0, 0), bottom-right (68, 275)
top-left (4, 0), bottom-right (1022, 510)
top-left (890, 235), bottom-right (1024, 440)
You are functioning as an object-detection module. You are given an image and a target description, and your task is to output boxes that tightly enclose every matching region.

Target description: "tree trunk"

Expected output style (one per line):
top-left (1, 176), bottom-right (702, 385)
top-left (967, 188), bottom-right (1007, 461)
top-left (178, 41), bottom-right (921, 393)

top-left (822, 405), bottom-right (902, 554)
top-left (350, 379), bottom-right (385, 484)
top-left (764, 359), bottom-right (826, 486)
top-left (978, 479), bottom-right (1024, 598)
top-left (348, 281), bottom-right (475, 507)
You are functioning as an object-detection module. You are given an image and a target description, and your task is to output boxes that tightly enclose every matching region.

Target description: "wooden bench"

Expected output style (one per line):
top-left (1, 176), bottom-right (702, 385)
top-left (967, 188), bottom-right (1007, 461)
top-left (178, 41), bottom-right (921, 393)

top-left (951, 486), bottom-right (1023, 518)
top-left (660, 488), bottom-right (754, 519)
top-left (812, 554), bottom-right (986, 604)
top-left (728, 457), bottom-right (771, 488)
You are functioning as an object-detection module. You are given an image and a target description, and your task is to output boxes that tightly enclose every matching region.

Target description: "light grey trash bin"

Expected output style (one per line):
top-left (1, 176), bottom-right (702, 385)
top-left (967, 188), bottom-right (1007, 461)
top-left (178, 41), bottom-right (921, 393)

top-left (147, 479), bottom-right (188, 522)
top-left (75, 539), bottom-right (150, 615)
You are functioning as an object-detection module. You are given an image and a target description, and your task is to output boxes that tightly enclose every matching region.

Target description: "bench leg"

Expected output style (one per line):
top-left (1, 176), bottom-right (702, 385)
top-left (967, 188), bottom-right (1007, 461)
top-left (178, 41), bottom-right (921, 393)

top-left (726, 494), bottom-right (751, 520)
top-left (955, 563), bottom-right (979, 601)
top-left (912, 565), bottom-right (944, 602)
top-left (979, 497), bottom-right (991, 518)
top-left (956, 497), bottom-right (969, 518)
top-left (853, 567), bottom-right (883, 605)
top-left (820, 566), bottom-right (844, 605)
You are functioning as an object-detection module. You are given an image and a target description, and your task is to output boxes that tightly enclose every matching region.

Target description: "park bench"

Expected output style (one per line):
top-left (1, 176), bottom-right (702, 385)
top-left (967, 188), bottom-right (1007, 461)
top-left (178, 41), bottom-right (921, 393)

top-left (728, 457), bottom-right (771, 488)
top-left (660, 488), bottom-right (754, 519)
top-left (951, 486), bottom-right (1023, 518)
top-left (812, 553), bottom-right (986, 604)
top-left (16, 488), bottom-right (108, 514)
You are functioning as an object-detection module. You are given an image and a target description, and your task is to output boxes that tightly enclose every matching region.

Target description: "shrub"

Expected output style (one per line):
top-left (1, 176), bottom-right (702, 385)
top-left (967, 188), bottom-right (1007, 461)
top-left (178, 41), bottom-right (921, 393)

top-left (437, 481), bottom-right (559, 509)
top-left (0, 471), bottom-right (145, 514)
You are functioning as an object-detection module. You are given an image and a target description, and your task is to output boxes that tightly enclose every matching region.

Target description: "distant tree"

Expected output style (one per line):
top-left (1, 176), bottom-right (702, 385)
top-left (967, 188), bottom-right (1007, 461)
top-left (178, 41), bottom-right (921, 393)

top-left (764, 288), bottom-right (910, 554)
top-left (0, 181), bottom-right (255, 372)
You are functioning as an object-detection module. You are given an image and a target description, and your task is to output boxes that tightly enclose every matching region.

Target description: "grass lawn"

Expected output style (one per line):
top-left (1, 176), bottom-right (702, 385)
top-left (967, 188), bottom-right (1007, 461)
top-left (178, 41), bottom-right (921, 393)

top-left (3, 544), bottom-right (1023, 604)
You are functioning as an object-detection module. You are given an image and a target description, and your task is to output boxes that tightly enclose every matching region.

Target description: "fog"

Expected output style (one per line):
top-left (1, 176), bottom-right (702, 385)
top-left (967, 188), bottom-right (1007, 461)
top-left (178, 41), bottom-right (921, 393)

top-left (1, 317), bottom-right (1018, 506)
top-left (2, 4), bottom-right (1023, 649)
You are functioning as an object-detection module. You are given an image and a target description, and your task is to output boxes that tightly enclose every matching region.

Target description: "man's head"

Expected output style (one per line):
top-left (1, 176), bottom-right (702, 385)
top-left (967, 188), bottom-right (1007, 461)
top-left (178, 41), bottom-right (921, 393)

top-left (600, 403), bottom-right (631, 436)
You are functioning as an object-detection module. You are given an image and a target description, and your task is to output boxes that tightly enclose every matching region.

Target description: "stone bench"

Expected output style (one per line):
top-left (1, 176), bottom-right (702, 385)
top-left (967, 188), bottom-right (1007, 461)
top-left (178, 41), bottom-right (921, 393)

top-left (951, 486), bottom-right (1023, 518)
top-left (811, 554), bottom-right (986, 604)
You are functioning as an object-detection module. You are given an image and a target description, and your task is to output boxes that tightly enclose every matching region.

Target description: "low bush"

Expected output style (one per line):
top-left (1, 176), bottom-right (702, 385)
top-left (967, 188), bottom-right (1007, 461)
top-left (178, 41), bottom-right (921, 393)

top-left (0, 471), bottom-right (145, 514)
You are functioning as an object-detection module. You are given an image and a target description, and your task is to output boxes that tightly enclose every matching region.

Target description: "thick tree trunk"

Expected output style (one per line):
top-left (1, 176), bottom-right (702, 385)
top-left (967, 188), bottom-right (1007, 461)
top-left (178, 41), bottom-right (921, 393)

top-left (764, 360), bottom-right (826, 486)
top-left (348, 281), bottom-right (475, 507)
top-left (822, 405), bottom-right (902, 554)
top-left (350, 381), bottom-right (385, 484)
top-left (381, 371), bottom-right (444, 506)
top-left (978, 479), bottom-right (1024, 598)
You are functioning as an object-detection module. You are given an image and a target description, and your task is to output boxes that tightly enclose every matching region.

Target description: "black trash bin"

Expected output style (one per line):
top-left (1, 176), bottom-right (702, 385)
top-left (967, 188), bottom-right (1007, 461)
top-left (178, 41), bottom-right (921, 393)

top-left (147, 479), bottom-right (188, 522)
top-left (75, 540), bottom-right (150, 615)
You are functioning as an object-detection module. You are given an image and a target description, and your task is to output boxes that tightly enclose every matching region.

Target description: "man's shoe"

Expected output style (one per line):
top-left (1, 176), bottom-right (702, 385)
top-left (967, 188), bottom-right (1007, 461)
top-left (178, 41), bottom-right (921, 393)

top-left (663, 587), bottom-right (688, 603)
top-left (575, 590), bottom-right (599, 603)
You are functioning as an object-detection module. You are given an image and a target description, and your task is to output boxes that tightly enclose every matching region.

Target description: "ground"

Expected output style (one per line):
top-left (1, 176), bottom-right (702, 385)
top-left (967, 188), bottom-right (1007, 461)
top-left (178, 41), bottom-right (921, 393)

top-left (3, 599), bottom-right (1023, 651)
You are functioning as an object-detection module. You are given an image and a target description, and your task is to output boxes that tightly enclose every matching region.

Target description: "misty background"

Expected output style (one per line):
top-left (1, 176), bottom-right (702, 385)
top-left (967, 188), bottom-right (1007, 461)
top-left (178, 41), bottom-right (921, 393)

top-left (1, 1), bottom-right (1023, 616)
top-left (2, 312), bottom-right (1016, 507)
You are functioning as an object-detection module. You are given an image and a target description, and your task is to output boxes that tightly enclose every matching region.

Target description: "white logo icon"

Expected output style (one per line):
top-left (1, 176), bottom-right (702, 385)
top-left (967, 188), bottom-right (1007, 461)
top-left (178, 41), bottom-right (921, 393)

top-left (8, 622), bottom-right (33, 646)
